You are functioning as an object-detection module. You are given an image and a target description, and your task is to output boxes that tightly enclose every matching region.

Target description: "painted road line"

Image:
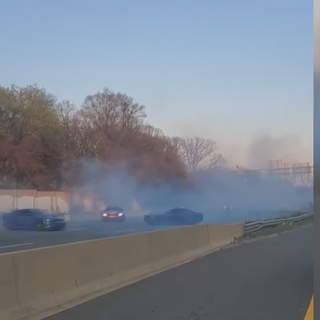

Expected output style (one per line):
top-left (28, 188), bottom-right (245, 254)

top-left (115, 229), bottom-right (135, 234)
top-left (66, 228), bottom-right (88, 232)
top-left (303, 295), bottom-right (313, 320)
top-left (0, 242), bottom-right (34, 249)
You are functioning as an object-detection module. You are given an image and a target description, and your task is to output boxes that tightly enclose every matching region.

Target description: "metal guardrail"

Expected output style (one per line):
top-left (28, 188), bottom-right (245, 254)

top-left (244, 211), bottom-right (314, 234)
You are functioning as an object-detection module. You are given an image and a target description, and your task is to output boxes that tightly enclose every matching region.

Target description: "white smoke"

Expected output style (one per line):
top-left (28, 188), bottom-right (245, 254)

top-left (246, 134), bottom-right (308, 169)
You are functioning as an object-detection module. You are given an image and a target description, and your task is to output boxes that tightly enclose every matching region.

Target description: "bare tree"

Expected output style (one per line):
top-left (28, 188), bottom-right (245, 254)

top-left (0, 85), bottom-right (62, 188)
top-left (79, 88), bottom-right (147, 160)
top-left (0, 84), bottom-right (192, 188)
top-left (172, 136), bottom-right (223, 172)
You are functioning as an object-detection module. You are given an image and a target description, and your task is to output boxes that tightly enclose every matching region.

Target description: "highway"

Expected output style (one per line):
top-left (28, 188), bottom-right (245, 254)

top-left (0, 217), bottom-right (174, 254)
top-left (45, 224), bottom-right (313, 320)
top-left (0, 212), bottom-right (241, 254)
top-left (0, 209), bottom-right (310, 254)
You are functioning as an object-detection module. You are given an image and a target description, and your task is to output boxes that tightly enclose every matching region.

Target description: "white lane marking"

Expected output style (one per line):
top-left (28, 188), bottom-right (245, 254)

top-left (0, 242), bottom-right (34, 249)
top-left (66, 228), bottom-right (88, 232)
top-left (115, 229), bottom-right (135, 234)
top-left (0, 229), bottom-right (141, 255)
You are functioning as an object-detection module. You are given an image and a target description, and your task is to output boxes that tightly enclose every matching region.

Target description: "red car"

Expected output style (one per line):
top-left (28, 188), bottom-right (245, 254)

top-left (101, 206), bottom-right (125, 222)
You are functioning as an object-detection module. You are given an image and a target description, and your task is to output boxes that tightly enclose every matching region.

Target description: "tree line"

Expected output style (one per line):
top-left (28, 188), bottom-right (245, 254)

top-left (0, 85), bottom-right (223, 190)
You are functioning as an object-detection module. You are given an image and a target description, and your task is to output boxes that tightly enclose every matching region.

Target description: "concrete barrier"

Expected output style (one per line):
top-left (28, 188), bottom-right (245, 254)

top-left (207, 223), bottom-right (244, 247)
top-left (0, 223), bottom-right (243, 320)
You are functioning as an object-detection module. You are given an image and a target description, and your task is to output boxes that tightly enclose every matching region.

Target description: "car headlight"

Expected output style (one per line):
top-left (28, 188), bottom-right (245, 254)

top-left (118, 213), bottom-right (123, 216)
top-left (102, 213), bottom-right (107, 217)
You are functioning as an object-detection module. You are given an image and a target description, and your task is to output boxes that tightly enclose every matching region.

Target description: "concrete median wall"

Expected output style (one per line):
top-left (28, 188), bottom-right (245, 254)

top-left (0, 223), bottom-right (243, 320)
top-left (207, 223), bottom-right (244, 247)
top-left (0, 189), bottom-right (70, 214)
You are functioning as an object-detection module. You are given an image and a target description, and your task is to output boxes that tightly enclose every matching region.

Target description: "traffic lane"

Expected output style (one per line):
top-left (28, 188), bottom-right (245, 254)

top-left (45, 225), bottom-right (313, 320)
top-left (0, 217), bottom-right (149, 253)
top-left (0, 217), bottom-right (176, 254)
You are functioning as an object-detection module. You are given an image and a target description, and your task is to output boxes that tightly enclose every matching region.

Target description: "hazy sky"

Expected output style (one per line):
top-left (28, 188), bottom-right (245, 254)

top-left (314, 0), bottom-right (319, 166)
top-left (0, 0), bottom-right (313, 168)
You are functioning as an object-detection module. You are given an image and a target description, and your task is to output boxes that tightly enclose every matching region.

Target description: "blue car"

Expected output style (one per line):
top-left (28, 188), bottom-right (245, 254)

top-left (2, 209), bottom-right (66, 231)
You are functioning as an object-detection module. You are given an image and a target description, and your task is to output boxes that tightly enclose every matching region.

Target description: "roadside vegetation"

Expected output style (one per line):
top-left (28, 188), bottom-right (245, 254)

top-left (0, 85), bottom-right (224, 190)
top-left (245, 215), bottom-right (314, 239)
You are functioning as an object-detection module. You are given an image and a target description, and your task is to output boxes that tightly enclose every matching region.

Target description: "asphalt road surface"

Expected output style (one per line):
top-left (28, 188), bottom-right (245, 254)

top-left (0, 217), bottom-right (174, 254)
top-left (45, 224), bottom-right (313, 320)
top-left (0, 210), bottom-right (309, 254)
top-left (0, 212), bottom-right (243, 254)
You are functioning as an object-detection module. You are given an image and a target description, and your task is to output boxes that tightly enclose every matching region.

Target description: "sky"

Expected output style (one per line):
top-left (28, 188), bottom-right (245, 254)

top-left (314, 0), bottom-right (319, 166)
top-left (0, 0), bottom-right (314, 168)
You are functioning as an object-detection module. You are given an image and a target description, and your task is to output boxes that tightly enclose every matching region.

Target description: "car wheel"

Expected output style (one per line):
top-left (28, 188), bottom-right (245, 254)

top-left (3, 220), bottom-right (10, 230)
top-left (145, 219), bottom-right (154, 225)
top-left (35, 222), bottom-right (45, 231)
top-left (185, 219), bottom-right (195, 226)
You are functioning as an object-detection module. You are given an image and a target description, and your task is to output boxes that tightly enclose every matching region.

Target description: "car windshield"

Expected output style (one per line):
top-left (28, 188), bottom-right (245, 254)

top-left (15, 209), bottom-right (41, 215)
top-left (106, 206), bottom-right (122, 211)
top-left (32, 210), bottom-right (47, 217)
top-left (166, 209), bottom-right (185, 215)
